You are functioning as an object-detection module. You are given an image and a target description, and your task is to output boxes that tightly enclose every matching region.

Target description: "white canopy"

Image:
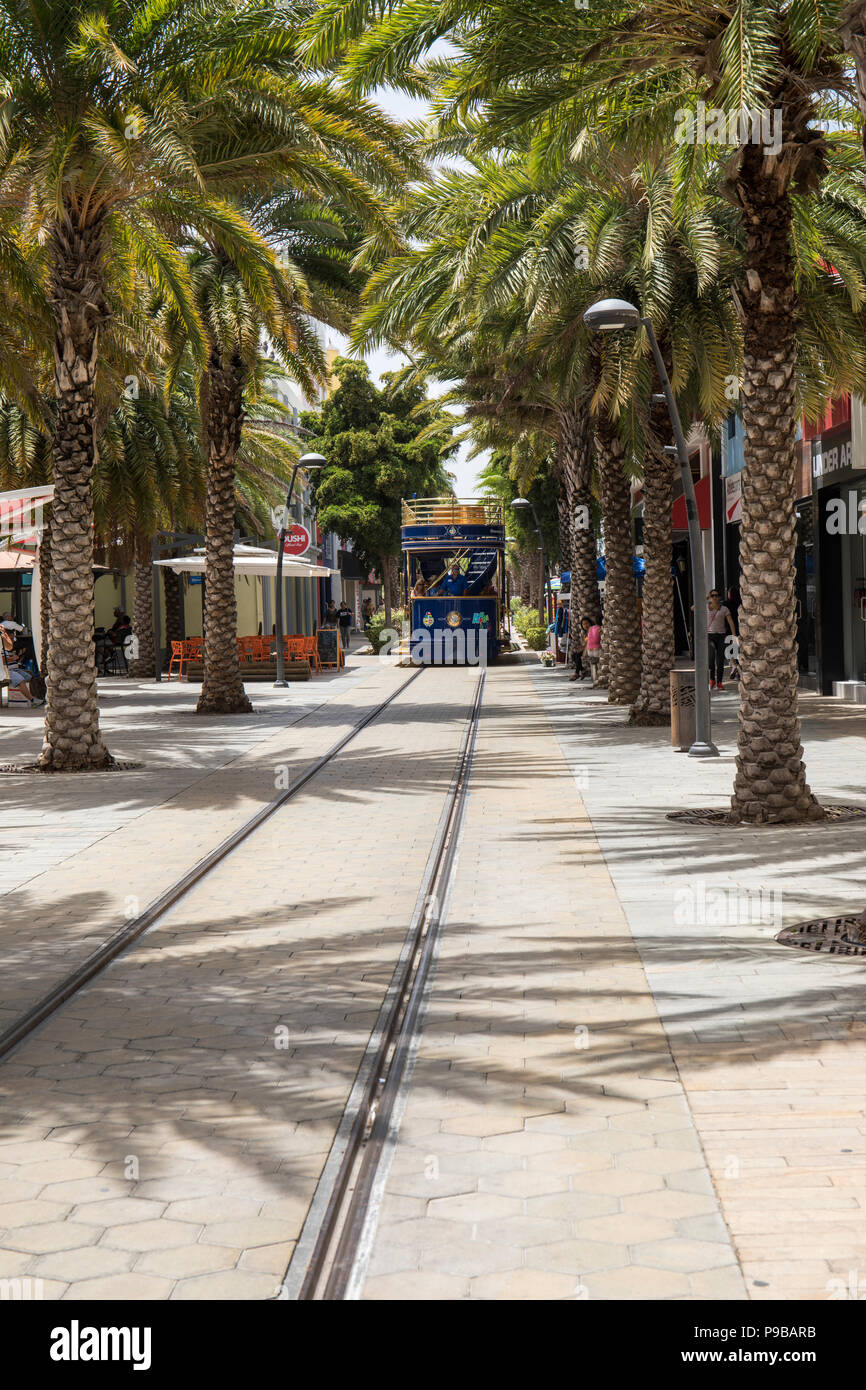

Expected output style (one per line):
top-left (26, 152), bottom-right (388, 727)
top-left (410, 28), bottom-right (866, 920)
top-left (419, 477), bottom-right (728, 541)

top-left (154, 543), bottom-right (334, 579)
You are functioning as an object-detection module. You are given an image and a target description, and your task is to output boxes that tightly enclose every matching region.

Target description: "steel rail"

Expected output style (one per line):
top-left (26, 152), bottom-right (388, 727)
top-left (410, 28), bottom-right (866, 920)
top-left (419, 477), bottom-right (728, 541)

top-left (0, 666), bottom-right (424, 1063)
top-left (296, 668), bottom-right (485, 1300)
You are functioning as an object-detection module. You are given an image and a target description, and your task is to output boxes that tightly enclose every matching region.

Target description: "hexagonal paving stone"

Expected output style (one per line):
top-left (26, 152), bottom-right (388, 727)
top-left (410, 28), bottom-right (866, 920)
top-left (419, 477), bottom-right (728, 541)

top-left (387, 1171), bottom-right (478, 1201)
top-left (575, 1169), bottom-right (666, 1197)
top-left (526, 1150), bottom-right (612, 1176)
top-left (441, 1115), bottom-right (525, 1138)
top-left (361, 1268), bottom-right (472, 1299)
top-left (4, 1221), bottom-right (102, 1255)
top-left (576, 1212), bottom-right (677, 1245)
top-left (525, 1191), bottom-right (620, 1222)
top-left (63, 1273), bottom-right (174, 1300)
top-left (34, 1247), bottom-right (135, 1282)
top-left (72, 1198), bottom-right (167, 1227)
top-left (473, 1215), bottom-right (565, 1248)
top-left (583, 1265), bottom-right (692, 1299)
top-left (417, 1239), bottom-right (523, 1279)
top-left (525, 1238), bottom-right (629, 1275)
top-left (164, 1196), bottom-right (262, 1225)
top-left (171, 1270), bottom-right (279, 1300)
top-left (569, 1130), bottom-right (655, 1154)
top-left (470, 1268), bottom-right (580, 1300)
top-left (100, 1220), bottom-right (201, 1252)
top-left (622, 1189), bottom-right (718, 1220)
top-left (0, 1200), bottom-right (70, 1228)
top-left (617, 1149), bottom-right (703, 1174)
top-left (477, 1170), bottom-right (568, 1200)
top-left (633, 1238), bottom-right (737, 1273)
top-left (22, 1159), bottom-right (106, 1185)
top-left (0, 1249), bottom-right (34, 1277)
top-left (40, 1178), bottom-right (131, 1205)
top-left (238, 1242), bottom-right (294, 1275)
top-left (135, 1244), bottom-right (240, 1278)
top-left (0, 1140), bottom-right (69, 1164)
top-left (198, 1219), bottom-right (296, 1249)
top-left (427, 1193), bottom-right (522, 1223)
top-left (480, 1132), bottom-right (568, 1156)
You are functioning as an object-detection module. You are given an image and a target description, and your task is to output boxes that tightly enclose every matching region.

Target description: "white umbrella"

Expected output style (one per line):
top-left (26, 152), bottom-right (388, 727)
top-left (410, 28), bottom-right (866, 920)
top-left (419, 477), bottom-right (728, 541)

top-left (154, 544), bottom-right (334, 578)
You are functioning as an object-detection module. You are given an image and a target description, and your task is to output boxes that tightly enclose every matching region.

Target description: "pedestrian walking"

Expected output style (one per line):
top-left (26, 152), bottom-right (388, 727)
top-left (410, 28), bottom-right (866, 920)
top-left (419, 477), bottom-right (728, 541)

top-left (337, 601), bottom-right (352, 651)
top-left (707, 589), bottom-right (736, 691)
top-left (584, 618), bottom-right (603, 684)
top-left (322, 599), bottom-right (338, 626)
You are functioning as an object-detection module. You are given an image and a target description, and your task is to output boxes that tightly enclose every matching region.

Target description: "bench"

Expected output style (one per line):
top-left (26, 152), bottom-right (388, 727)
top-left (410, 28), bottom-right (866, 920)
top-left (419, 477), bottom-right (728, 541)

top-left (184, 659), bottom-right (311, 682)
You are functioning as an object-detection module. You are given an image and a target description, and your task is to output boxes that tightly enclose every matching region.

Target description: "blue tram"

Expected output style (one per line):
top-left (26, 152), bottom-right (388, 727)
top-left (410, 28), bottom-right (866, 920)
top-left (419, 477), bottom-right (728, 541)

top-left (401, 497), bottom-right (507, 664)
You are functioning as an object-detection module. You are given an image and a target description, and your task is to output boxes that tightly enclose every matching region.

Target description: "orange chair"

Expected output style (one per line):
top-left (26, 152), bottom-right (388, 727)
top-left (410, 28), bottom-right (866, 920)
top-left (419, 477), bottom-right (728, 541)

top-left (167, 641), bottom-right (185, 680)
top-left (286, 637), bottom-right (305, 660)
top-left (186, 637), bottom-right (203, 660)
top-left (302, 635), bottom-right (320, 672)
top-left (255, 636), bottom-right (273, 660)
top-left (237, 637), bottom-right (257, 662)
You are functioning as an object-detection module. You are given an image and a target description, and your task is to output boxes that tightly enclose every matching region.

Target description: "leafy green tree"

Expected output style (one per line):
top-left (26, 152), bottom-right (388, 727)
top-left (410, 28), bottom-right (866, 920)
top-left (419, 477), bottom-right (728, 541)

top-left (303, 358), bottom-right (456, 624)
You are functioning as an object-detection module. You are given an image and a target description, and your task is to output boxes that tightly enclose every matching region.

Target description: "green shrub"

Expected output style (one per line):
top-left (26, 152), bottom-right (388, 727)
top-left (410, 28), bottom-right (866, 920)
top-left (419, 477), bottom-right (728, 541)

top-left (365, 607), bottom-right (406, 653)
top-left (524, 625), bottom-right (549, 651)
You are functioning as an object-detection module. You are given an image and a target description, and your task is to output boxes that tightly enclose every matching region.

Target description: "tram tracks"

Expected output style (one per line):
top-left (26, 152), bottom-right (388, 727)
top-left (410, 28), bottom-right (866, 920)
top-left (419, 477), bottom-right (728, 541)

top-left (0, 666), bottom-right (424, 1063)
top-left (291, 669), bottom-right (485, 1300)
top-left (0, 660), bottom-right (486, 1303)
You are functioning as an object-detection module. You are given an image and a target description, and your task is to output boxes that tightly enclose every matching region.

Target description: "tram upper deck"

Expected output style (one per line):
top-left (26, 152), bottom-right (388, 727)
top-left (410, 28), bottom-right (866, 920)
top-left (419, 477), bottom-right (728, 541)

top-left (400, 496), bottom-right (507, 663)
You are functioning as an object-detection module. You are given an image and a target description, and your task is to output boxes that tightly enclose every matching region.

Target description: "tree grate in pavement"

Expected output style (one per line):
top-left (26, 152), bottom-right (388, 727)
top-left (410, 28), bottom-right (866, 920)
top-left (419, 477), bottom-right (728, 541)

top-left (666, 805), bottom-right (866, 827)
top-left (776, 915), bottom-right (866, 956)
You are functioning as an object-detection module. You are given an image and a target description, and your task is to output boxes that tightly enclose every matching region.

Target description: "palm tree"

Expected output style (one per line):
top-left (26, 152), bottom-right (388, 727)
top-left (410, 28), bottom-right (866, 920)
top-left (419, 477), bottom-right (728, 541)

top-left (0, 0), bottom-right (329, 766)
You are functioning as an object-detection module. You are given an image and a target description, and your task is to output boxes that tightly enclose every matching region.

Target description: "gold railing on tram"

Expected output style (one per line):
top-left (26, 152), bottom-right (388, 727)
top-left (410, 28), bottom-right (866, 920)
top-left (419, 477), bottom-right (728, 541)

top-left (401, 496), bottom-right (504, 526)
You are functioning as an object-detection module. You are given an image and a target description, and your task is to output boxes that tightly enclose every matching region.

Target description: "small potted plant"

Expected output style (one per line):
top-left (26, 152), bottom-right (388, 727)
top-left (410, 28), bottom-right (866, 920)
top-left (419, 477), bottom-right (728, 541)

top-left (539, 649), bottom-right (555, 667)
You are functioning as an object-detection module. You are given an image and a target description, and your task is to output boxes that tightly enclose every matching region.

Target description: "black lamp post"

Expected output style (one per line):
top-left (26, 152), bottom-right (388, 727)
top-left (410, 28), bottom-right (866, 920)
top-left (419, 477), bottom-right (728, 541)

top-left (511, 497), bottom-right (549, 626)
top-left (274, 452), bottom-right (326, 687)
top-left (582, 297), bottom-right (717, 757)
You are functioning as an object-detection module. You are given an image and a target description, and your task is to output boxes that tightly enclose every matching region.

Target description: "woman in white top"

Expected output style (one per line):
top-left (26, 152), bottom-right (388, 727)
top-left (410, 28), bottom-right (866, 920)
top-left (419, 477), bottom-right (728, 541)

top-left (707, 589), bottom-right (736, 690)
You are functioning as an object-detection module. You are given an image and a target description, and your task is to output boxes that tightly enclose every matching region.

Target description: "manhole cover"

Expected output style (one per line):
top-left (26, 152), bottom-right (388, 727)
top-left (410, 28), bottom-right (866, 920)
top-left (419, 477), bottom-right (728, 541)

top-left (667, 805), bottom-right (866, 827)
top-left (776, 916), bottom-right (866, 956)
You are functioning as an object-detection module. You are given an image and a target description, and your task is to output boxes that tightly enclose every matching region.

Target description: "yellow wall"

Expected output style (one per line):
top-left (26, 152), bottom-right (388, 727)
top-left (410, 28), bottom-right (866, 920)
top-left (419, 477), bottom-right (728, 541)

top-left (95, 566), bottom-right (319, 640)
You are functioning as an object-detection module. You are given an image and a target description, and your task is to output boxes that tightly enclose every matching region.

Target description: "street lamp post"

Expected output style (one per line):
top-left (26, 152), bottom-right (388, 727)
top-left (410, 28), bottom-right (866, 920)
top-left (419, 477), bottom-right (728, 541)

top-left (511, 498), bottom-right (549, 627)
top-left (582, 298), bottom-right (718, 757)
top-left (274, 452), bottom-right (326, 687)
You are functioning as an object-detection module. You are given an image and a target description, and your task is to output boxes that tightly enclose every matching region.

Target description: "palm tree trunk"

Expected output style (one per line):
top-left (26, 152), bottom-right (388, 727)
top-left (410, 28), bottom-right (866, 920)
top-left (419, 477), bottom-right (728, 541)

top-left (730, 148), bottom-right (823, 823)
top-left (558, 403), bottom-right (601, 658)
top-left (596, 416), bottom-right (640, 704)
top-left (39, 516), bottom-right (51, 674)
top-left (630, 404), bottom-right (675, 725)
top-left (164, 569), bottom-right (184, 645)
top-left (197, 354), bottom-right (252, 715)
top-left (841, 4), bottom-right (866, 139)
top-left (129, 531), bottom-right (155, 678)
top-left (38, 217), bottom-right (112, 771)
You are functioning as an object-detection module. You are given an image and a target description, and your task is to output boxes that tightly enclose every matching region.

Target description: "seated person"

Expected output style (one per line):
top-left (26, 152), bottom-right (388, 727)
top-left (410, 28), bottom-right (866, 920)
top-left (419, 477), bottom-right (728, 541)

top-left (412, 575), bottom-right (427, 596)
top-left (439, 563), bottom-right (467, 597)
top-left (481, 582), bottom-right (497, 596)
top-left (1, 625), bottom-right (42, 705)
top-left (108, 607), bottom-right (132, 644)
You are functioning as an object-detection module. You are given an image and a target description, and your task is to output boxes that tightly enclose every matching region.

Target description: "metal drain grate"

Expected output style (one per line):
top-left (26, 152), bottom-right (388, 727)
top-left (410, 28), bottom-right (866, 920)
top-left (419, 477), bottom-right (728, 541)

top-left (667, 805), bottom-right (866, 827)
top-left (776, 916), bottom-right (866, 956)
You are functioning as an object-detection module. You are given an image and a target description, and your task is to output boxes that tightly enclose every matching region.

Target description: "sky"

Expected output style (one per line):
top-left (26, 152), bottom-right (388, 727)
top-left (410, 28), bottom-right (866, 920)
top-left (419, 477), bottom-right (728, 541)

top-left (327, 81), bottom-right (486, 498)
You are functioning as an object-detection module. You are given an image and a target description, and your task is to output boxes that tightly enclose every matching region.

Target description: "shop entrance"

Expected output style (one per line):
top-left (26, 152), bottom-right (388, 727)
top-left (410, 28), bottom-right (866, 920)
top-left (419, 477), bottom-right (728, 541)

top-left (795, 501), bottom-right (818, 687)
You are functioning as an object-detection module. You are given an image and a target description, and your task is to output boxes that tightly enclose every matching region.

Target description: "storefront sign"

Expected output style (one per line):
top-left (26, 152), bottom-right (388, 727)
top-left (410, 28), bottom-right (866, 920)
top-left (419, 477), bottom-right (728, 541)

top-left (812, 426), bottom-right (857, 483)
top-left (282, 523), bottom-right (311, 557)
top-left (725, 473), bottom-right (742, 524)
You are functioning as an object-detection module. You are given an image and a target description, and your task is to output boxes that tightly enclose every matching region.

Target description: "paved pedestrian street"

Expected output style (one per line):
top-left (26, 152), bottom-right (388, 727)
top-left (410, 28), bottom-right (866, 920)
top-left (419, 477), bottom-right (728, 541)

top-left (2, 655), bottom-right (866, 1301)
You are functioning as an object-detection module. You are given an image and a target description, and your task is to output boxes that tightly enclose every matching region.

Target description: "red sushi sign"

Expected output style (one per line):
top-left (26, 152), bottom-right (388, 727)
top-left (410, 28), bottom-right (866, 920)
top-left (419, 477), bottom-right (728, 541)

top-left (282, 523), bottom-right (311, 557)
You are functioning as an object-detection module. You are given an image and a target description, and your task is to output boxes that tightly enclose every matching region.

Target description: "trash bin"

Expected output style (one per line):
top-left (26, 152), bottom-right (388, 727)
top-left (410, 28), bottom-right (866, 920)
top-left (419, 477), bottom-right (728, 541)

top-left (670, 669), bottom-right (696, 751)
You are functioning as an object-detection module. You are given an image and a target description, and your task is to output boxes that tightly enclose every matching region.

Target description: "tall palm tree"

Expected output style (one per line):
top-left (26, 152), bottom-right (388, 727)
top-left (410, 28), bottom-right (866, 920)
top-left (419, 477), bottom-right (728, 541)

top-left (0, 0), bottom-right (328, 767)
